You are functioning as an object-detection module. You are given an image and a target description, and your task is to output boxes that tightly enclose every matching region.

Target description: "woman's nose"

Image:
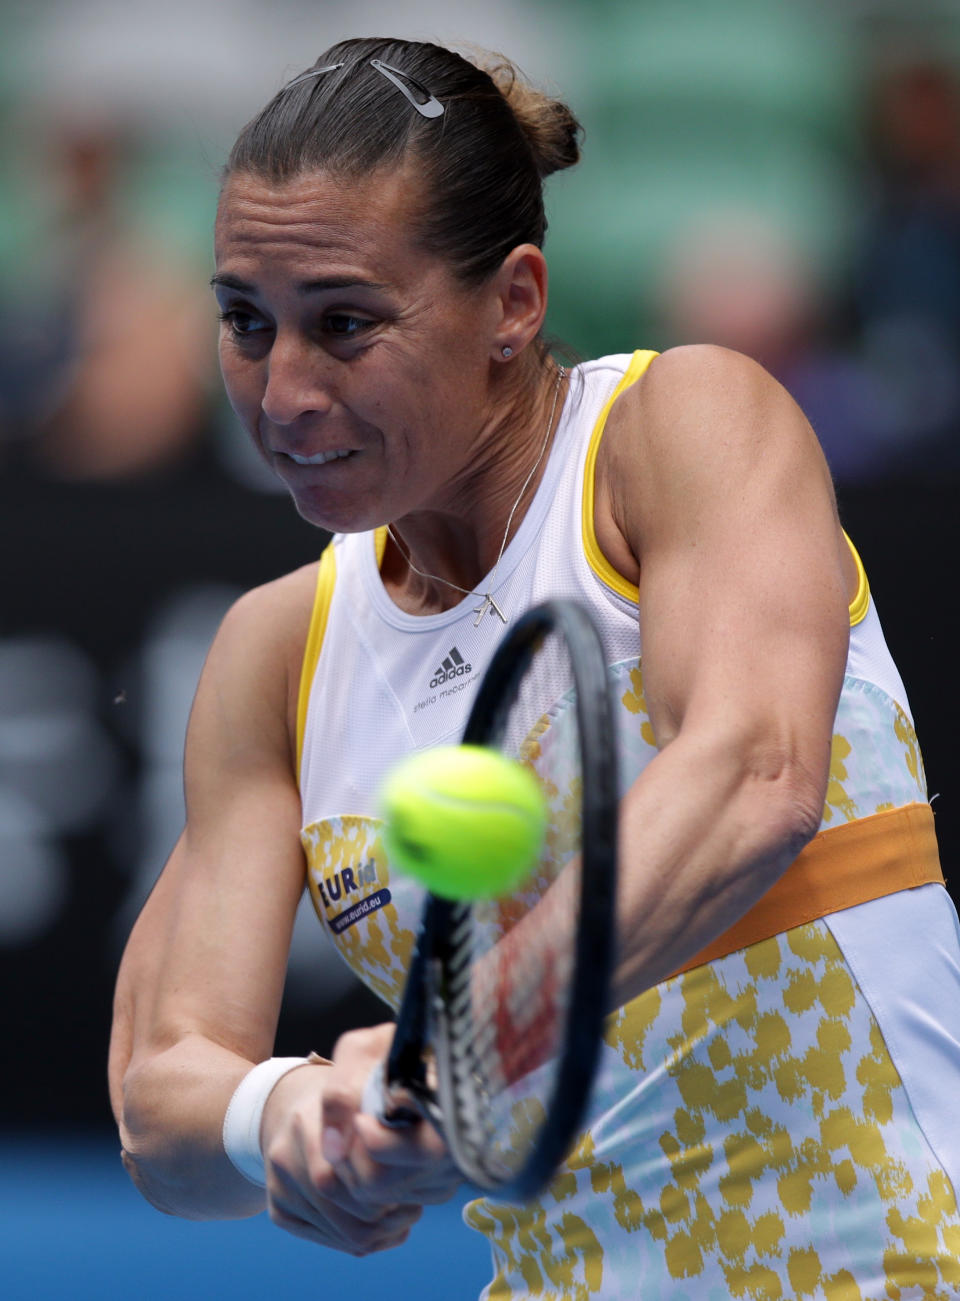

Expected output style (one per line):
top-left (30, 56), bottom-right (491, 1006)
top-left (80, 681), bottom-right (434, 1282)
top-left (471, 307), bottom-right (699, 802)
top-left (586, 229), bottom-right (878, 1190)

top-left (260, 334), bottom-right (335, 426)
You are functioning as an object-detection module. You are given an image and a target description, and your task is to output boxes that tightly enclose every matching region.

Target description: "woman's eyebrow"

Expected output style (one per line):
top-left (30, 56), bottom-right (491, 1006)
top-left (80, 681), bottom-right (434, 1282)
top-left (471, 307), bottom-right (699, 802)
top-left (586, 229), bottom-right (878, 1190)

top-left (210, 273), bottom-right (387, 294)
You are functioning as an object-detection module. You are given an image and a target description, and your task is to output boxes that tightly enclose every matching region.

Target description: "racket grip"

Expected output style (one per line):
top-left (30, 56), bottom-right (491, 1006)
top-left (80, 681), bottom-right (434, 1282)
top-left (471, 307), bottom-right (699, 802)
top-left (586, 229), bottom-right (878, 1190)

top-left (362, 1064), bottom-right (421, 1129)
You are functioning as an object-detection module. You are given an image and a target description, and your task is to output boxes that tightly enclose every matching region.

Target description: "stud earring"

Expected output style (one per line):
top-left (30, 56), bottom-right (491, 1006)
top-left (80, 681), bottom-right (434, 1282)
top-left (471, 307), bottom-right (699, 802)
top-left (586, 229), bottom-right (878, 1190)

top-left (501, 345), bottom-right (514, 359)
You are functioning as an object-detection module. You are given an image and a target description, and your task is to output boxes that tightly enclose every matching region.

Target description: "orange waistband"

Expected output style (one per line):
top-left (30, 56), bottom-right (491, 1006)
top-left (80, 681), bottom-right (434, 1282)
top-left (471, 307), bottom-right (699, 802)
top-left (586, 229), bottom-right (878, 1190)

top-left (669, 802), bottom-right (944, 978)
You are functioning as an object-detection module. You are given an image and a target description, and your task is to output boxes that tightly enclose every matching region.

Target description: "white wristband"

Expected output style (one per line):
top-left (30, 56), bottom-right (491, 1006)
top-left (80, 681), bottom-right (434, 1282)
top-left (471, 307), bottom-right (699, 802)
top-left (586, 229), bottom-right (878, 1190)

top-left (222, 1056), bottom-right (311, 1187)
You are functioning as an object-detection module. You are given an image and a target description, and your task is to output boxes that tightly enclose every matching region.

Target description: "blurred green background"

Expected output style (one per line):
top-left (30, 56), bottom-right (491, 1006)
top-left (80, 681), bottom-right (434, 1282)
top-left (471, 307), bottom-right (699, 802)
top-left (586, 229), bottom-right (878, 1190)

top-left (1, 2), bottom-right (959, 1291)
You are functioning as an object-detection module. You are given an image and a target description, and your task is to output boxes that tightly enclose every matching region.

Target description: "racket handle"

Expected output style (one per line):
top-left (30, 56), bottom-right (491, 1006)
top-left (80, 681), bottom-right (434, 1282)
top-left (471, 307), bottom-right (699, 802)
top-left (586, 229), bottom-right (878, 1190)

top-left (361, 1064), bottom-right (421, 1128)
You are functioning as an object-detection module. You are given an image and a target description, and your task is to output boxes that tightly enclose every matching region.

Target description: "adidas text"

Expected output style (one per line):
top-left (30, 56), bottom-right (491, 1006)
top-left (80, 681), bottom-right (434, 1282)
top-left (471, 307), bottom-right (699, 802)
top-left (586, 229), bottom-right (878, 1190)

top-left (430, 646), bottom-right (472, 689)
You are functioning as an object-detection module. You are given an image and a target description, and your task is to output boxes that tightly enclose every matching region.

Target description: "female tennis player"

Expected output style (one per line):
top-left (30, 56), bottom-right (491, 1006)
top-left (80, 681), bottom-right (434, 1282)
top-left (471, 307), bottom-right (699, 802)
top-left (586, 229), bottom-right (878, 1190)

top-left (109, 37), bottom-right (960, 1295)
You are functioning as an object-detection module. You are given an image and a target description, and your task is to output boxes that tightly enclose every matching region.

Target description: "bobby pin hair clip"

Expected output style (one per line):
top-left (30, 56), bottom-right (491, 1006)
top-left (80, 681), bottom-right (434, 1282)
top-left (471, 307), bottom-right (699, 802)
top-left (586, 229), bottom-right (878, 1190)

top-left (286, 59), bottom-right (445, 119)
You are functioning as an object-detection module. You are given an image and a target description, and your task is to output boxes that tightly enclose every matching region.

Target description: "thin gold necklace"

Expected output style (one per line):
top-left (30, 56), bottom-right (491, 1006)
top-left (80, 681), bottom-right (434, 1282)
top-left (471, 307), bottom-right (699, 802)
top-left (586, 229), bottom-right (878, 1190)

top-left (387, 364), bottom-right (566, 627)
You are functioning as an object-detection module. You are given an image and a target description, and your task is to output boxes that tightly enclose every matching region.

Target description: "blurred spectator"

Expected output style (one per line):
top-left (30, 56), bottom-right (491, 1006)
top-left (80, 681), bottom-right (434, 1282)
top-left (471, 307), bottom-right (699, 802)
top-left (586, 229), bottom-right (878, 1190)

top-left (655, 208), bottom-right (908, 482)
top-left (33, 120), bottom-right (212, 480)
top-left (860, 57), bottom-right (960, 326)
top-left (851, 55), bottom-right (960, 471)
top-left (0, 114), bottom-right (212, 480)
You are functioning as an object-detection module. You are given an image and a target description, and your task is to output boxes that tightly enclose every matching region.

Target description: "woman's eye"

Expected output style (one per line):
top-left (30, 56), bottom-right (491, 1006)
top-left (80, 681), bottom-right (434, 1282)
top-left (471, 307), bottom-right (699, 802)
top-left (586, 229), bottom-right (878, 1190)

top-left (324, 313), bottom-right (374, 338)
top-left (218, 309), bottom-right (267, 337)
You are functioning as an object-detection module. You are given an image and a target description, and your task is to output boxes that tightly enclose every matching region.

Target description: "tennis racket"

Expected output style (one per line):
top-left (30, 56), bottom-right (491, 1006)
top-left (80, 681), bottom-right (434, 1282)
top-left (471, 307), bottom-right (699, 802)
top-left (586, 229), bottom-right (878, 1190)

top-left (363, 598), bottom-right (619, 1202)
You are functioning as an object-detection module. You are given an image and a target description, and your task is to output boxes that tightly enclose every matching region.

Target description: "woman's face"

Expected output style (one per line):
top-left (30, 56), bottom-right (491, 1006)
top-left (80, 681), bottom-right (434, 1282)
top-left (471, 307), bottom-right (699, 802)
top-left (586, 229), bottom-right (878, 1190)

top-left (213, 166), bottom-right (501, 532)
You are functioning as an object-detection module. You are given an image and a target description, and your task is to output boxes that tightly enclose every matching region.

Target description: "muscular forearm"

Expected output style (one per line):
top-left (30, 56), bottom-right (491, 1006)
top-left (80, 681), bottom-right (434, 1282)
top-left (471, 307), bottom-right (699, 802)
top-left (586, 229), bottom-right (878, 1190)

top-left (611, 725), bottom-right (824, 1006)
top-left (117, 1034), bottom-right (267, 1221)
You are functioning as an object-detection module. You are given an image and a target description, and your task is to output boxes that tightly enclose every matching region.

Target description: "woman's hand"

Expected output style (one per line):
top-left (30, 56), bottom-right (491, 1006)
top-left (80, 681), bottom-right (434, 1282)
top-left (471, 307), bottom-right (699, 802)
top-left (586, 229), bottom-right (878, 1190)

top-left (260, 1023), bottom-right (461, 1254)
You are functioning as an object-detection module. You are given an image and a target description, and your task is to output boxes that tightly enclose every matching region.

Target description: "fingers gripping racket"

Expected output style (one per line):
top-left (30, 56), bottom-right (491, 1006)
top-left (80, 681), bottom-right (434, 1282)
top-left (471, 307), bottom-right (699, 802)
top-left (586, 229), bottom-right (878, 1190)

top-left (363, 599), bottom-right (619, 1202)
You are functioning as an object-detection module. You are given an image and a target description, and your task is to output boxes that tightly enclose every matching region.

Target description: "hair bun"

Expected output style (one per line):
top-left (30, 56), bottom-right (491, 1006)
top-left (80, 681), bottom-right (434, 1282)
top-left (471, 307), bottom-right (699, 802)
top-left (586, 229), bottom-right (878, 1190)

top-left (481, 57), bottom-right (582, 178)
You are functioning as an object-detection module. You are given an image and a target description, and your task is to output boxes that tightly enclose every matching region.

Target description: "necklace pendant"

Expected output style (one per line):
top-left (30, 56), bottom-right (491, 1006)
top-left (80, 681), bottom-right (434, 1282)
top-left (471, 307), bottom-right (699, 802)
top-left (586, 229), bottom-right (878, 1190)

top-left (473, 594), bottom-right (507, 626)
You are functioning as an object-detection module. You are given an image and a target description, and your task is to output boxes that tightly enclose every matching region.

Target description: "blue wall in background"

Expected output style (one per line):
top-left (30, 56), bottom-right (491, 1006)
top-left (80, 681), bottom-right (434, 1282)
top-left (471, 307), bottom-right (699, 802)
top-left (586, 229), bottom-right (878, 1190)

top-left (1, 1139), bottom-right (491, 1301)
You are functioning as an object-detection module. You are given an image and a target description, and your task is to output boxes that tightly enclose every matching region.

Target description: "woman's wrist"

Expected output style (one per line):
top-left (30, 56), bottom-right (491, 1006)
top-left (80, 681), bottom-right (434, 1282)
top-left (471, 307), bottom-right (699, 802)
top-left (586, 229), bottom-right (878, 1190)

top-left (223, 1054), bottom-right (329, 1186)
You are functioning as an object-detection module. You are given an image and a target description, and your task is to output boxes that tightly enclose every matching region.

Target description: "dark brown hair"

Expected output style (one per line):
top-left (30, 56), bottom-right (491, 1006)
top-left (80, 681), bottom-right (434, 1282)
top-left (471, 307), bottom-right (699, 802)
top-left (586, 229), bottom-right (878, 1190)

top-left (225, 37), bottom-right (582, 283)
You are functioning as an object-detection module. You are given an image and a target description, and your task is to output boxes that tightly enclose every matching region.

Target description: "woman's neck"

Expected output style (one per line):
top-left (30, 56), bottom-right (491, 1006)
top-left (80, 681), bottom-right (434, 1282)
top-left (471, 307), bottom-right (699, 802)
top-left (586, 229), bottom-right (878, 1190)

top-left (382, 358), bottom-right (568, 616)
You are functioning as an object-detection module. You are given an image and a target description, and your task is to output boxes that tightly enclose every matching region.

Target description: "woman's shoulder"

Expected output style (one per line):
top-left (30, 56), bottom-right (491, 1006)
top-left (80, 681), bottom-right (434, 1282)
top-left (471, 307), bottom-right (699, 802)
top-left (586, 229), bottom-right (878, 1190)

top-left (616, 342), bottom-right (775, 404)
top-left (204, 557), bottom-right (324, 750)
top-left (597, 344), bottom-right (834, 561)
top-left (222, 559), bottom-right (322, 645)
top-left (607, 344), bottom-right (813, 460)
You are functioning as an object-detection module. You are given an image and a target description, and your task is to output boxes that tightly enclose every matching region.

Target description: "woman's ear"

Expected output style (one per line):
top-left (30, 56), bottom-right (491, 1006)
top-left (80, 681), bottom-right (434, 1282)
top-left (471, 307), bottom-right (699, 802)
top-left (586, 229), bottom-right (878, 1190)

top-left (489, 243), bottom-right (549, 363)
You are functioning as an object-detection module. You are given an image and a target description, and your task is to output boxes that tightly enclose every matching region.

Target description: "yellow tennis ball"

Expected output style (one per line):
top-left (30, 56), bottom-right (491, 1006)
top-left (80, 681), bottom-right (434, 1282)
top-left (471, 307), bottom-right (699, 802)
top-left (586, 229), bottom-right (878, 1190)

top-left (380, 745), bottom-right (546, 901)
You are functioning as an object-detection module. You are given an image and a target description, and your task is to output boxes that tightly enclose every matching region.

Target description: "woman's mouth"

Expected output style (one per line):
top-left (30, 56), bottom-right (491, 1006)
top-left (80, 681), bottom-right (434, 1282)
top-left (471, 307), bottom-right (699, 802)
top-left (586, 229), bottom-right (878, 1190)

top-left (285, 448), bottom-right (354, 467)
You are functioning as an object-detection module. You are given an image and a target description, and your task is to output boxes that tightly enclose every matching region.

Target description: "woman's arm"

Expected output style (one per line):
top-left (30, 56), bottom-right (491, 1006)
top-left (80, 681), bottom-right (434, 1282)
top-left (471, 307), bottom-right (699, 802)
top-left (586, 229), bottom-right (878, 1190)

top-left (108, 568), bottom-right (316, 1219)
top-left (595, 344), bottom-right (853, 1002)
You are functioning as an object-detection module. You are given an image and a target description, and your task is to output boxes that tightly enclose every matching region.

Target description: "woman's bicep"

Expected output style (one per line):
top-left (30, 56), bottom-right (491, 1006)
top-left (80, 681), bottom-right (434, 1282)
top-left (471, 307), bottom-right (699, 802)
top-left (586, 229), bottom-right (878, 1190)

top-left (616, 345), bottom-right (849, 772)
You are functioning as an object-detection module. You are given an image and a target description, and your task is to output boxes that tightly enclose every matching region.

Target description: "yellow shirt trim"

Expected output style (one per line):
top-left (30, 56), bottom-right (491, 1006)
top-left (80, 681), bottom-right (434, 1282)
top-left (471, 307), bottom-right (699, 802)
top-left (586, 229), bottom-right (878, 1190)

top-left (374, 526), bottom-right (388, 568)
top-left (296, 544), bottom-right (337, 782)
top-left (581, 350), bottom-right (659, 602)
top-left (581, 351), bottom-right (871, 627)
top-left (845, 532), bottom-right (870, 628)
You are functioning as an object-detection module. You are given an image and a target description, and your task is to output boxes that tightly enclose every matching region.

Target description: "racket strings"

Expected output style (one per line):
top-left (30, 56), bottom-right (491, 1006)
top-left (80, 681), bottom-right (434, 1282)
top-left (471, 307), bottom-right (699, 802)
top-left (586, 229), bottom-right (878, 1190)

top-left (442, 646), bottom-right (586, 1181)
top-left (463, 879), bottom-right (579, 1179)
top-left (441, 904), bottom-right (503, 1169)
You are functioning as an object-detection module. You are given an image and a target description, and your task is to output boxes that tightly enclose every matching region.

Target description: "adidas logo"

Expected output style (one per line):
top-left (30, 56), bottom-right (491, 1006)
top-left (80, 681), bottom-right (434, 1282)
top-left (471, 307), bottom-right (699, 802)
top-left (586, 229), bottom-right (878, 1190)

top-left (430, 646), bottom-right (472, 689)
